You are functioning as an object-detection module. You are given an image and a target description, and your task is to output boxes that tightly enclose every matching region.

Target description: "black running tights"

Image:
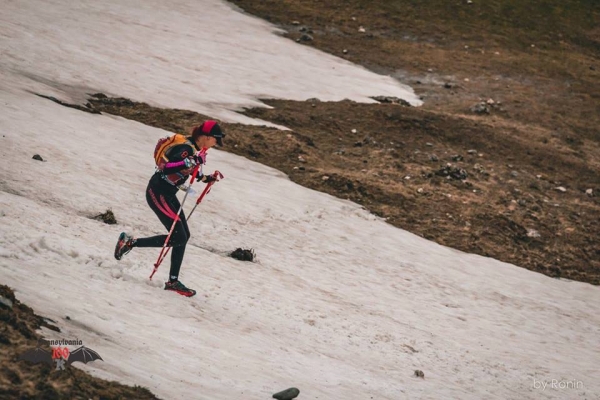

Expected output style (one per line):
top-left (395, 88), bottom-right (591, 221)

top-left (133, 183), bottom-right (190, 280)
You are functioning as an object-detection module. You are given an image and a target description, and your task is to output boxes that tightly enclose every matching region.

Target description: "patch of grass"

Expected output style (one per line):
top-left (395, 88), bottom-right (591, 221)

top-left (93, 209), bottom-right (117, 225)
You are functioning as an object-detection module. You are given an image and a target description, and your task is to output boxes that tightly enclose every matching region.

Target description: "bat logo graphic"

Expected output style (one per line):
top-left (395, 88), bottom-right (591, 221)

top-left (67, 346), bottom-right (103, 365)
top-left (19, 342), bottom-right (103, 368)
top-left (18, 346), bottom-right (53, 366)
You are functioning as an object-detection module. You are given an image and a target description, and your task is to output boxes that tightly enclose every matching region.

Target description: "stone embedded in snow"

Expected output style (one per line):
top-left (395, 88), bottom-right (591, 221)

top-left (230, 248), bottom-right (255, 262)
top-left (555, 186), bottom-right (567, 192)
top-left (32, 154), bottom-right (44, 161)
top-left (273, 387), bottom-right (300, 400)
top-left (414, 370), bottom-right (425, 378)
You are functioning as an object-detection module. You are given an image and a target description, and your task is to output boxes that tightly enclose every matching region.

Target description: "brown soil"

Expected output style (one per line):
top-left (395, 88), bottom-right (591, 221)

top-left (83, 1), bottom-right (600, 285)
top-left (87, 95), bottom-right (599, 284)
top-left (0, 285), bottom-right (160, 399)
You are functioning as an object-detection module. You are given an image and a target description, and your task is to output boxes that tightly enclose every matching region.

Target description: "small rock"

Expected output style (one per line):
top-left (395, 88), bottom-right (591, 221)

top-left (443, 83), bottom-right (453, 89)
top-left (299, 166), bottom-right (305, 171)
top-left (436, 166), bottom-right (468, 180)
top-left (527, 229), bottom-right (541, 238)
top-left (555, 186), bottom-right (567, 193)
top-left (371, 96), bottom-right (411, 106)
top-left (342, 49), bottom-right (348, 54)
top-left (536, 174), bottom-right (542, 179)
top-left (414, 370), bottom-right (425, 378)
top-left (417, 188), bottom-right (424, 193)
top-left (510, 171), bottom-right (519, 177)
top-left (291, 20), bottom-right (300, 25)
top-left (273, 387), bottom-right (300, 400)
top-left (351, 129), bottom-right (357, 134)
top-left (464, 78), bottom-right (470, 82)
top-left (404, 176), bottom-right (411, 180)
top-left (299, 34), bottom-right (313, 42)
top-left (470, 102), bottom-right (489, 115)
top-left (0, 295), bottom-right (13, 309)
top-left (230, 248), bottom-right (255, 262)
top-left (293, 166), bottom-right (299, 170)
top-left (425, 142), bottom-right (433, 147)
top-left (486, 98), bottom-right (495, 105)
top-left (430, 155), bottom-right (439, 162)
top-left (451, 155), bottom-right (463, 161)
top-left (494, 51), bottom-right (500, 55)
top-left (32, 154), bottom-right (44, 161)
top-left (358, 26), bottom-right (366, 33)
top-left (298, 156), bottom-right (307, 163)
top-left (467, 149), bottom-right (477, 154)
top-left (585, 188), bottom-right (593, 196)
top-left (322, 175), bottom-right (330, 181)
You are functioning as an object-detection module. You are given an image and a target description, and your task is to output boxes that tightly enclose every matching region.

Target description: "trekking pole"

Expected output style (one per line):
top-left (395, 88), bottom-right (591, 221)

top-left (149, 170), bottom-right (224, 278)
top-left (149, 164), bottom-right (201, 280)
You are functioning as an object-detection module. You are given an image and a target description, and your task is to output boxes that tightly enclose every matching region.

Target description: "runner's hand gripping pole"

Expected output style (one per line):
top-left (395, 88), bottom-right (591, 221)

top-left (149, 169), bottom-right (224, 279)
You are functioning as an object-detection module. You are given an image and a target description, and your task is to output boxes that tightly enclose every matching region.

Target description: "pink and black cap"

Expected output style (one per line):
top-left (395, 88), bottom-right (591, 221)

top-left (192, 120), bottom-right (225, 146)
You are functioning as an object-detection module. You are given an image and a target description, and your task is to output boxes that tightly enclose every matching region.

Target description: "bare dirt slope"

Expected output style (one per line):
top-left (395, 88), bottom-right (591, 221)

top-left (81, 1), bottom-right (600, 284)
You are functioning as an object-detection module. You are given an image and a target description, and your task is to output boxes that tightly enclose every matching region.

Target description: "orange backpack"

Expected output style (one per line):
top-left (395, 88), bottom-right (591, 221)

top-left (153, 134), bottom-right (191, 170)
